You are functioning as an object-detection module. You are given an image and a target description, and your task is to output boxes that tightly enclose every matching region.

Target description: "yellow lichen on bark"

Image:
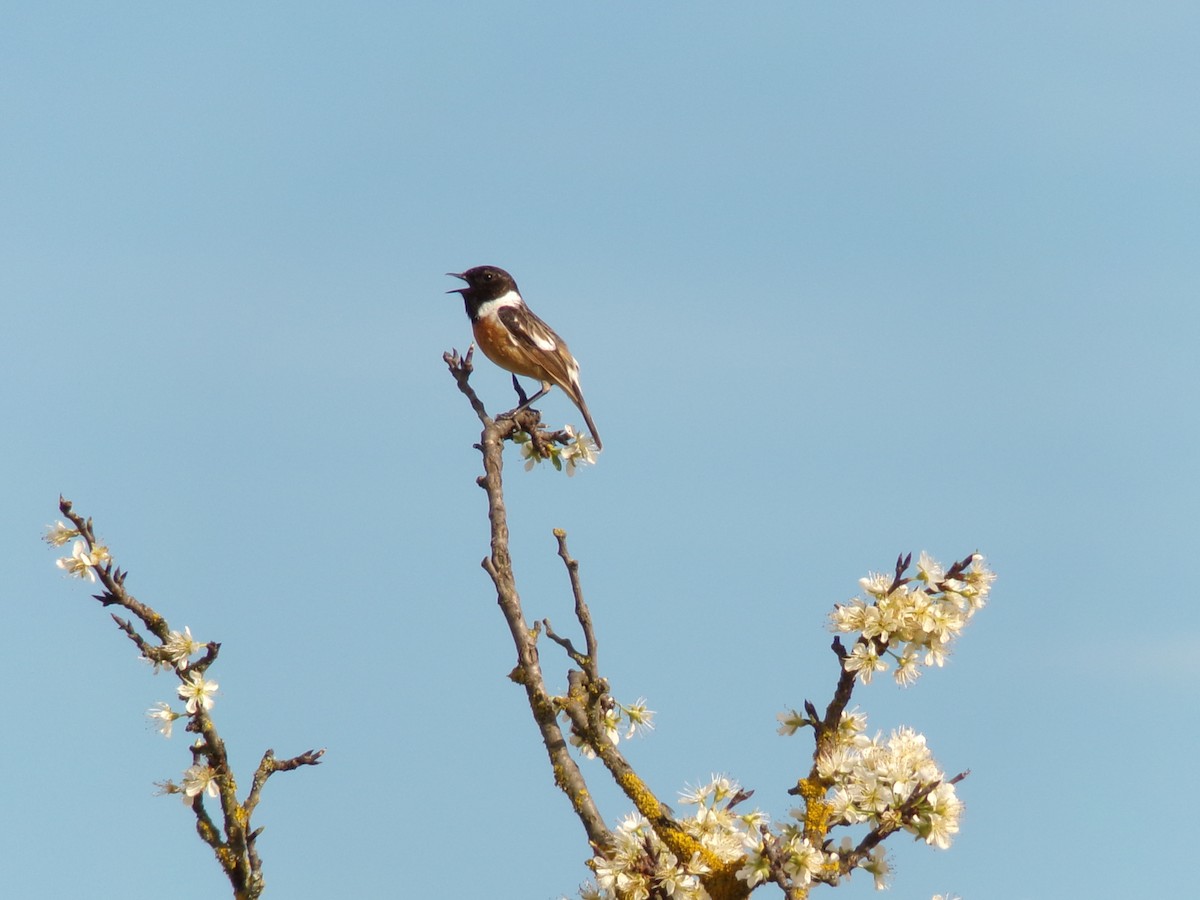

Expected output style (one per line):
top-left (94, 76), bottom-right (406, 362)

top-left (554, 764), bottom-right (593, 817)
top-left (796, 777), bottom-right (833, 843)
top-left (612, 769), bottom-right (747, 891)
top-left (702, 862), bottom-right (752, 900)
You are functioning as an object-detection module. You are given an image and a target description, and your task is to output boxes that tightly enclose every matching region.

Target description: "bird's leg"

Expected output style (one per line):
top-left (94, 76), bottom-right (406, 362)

top-left (495, 377), bottom-right (549, 440)
top-left (510, 377), bottom-right (550, 414)
top-left (510, 375), bottom-right (531, 407)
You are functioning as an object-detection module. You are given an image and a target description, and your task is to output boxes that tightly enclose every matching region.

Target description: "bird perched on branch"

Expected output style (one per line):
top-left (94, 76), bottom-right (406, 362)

top-left (448, 265), bottom-right (602, 450)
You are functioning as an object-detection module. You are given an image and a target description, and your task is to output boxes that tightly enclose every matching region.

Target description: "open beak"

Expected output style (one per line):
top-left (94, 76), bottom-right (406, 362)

top-left (446, 272), bottom-right (467, 294)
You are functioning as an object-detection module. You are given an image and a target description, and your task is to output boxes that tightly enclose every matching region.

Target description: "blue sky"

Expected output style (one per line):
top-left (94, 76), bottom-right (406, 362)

top-left (2, 3), bottom-right (1197, 898)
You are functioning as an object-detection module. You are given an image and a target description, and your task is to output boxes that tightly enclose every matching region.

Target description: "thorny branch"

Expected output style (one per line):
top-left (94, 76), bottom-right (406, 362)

top-left (55, 497), bottom-right (325, 900)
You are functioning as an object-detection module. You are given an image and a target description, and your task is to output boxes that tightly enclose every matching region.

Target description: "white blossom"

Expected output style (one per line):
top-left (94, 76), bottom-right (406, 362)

top-left (163, 627), bottom-right (205, 670)
top-left (55, 539), bottom-right (108, 582)
top-left (146, 701), bottom-right (180, 738)
top-left (43, 520), bottom-right (79, 547)
top-left (177, 671), bottom-right (219, 714)
top-left (181, 764), bottom-right (220, 802)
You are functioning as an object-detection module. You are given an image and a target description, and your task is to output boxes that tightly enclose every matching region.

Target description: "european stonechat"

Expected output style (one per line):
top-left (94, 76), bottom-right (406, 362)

top-left (448, 265), bottom-right (602, 450)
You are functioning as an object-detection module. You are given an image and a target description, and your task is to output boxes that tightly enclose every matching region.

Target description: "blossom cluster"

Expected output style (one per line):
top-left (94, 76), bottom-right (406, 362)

top-left (142, 633), bottom-right (217, 744)
top-left (737, 830), bottom-right (864, 893)
top-left (580, 775), bottom-right (891, 899)
top-left (515, 426), bottom-right (598, 476)
top-left (141, 642), bottom-right (219, 749)
top-left (569, 553), bottom-right (988, 898)
top-left (46, 520), bottom-right (108, 578)
top-left (832, 552), bottom-right (995, 686)
top-left (51, 537), bottom-right (111, 583)
top-left (821, 721), bottom-right (963, 850)
top-left (581, 776), bottom-right (764, 900)
top-left (765, 708), bottom-right (962, 891)
top-left (578, 715), bottom-right (964, 897)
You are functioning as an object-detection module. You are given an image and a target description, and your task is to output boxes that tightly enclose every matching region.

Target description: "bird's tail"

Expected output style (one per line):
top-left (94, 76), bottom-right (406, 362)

top-left (566, 382), bottom-right (602, 451)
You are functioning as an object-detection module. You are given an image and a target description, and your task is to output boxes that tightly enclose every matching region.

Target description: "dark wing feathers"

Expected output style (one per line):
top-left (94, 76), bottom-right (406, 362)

top-left (496, 305), bottom-right (580, 395)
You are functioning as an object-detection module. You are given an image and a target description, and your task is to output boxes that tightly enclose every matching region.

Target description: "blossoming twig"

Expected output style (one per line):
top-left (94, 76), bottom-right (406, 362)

top-left (444, 347), bottom-right (599, 475)
top-left (51, 497), bottom-right (324, 900)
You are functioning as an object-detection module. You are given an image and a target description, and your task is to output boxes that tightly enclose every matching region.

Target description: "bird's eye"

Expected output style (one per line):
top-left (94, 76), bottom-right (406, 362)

top-left (482, 271), bottom-right (493, 281)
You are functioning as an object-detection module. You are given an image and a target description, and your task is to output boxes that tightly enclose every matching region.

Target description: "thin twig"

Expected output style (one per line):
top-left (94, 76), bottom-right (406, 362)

top-left (554, 531), bottom-right (599, 674)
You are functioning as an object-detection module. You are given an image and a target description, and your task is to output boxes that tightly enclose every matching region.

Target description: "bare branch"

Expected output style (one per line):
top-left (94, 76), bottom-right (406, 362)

top-left (542, 618), bottom-right (588, 669)
top-left (554, 531), bottom-right (599, 675)
top-left (244, 748), bottom-right (327, 822)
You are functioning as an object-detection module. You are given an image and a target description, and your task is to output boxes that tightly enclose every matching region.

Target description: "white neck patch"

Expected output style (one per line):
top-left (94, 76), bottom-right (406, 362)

top-left (475, 289), bottom-right (523, 319)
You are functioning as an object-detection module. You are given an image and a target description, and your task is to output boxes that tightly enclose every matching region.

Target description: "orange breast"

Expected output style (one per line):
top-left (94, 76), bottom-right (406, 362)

top-left (472, 316), bottom-right (552, 383)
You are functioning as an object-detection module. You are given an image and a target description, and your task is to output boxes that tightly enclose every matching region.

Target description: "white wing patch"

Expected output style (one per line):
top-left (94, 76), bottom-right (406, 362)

top-left (530, 327), bottom-right (558, 352)
top-left (517, 306), bottom-right (559, 352)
